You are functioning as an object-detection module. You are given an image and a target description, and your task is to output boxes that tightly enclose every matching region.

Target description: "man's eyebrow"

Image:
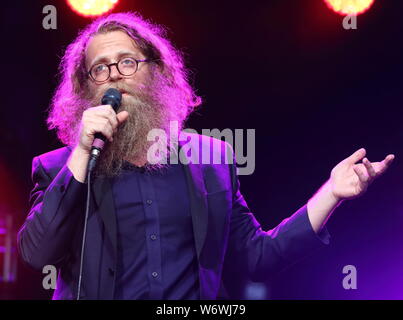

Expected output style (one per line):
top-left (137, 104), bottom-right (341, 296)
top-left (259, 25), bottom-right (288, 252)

top-left (89, 50), bottom-right (140, 67)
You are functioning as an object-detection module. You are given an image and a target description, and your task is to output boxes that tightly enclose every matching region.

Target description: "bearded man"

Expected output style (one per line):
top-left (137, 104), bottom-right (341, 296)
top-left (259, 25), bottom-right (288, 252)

top-left (17, 12), bottom-right (394, 300)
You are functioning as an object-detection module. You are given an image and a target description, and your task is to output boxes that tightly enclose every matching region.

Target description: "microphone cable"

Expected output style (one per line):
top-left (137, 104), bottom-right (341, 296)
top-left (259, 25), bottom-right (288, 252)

top-left (77, 167), bottom-right (92, 300)
top-left (76, 88), bottom-right (122, 300)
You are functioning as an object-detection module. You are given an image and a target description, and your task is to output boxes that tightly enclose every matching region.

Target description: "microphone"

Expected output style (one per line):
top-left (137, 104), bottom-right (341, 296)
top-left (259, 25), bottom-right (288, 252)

top-left (87, 88), bottom-right (122, 173)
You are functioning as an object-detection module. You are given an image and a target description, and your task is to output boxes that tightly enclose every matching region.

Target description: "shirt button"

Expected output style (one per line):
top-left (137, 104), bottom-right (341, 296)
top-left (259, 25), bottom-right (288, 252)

top-left (146, 199), bottom-right (153, 205)
top-left (152, 272), bottom-right (158, 278)
top-left (150, 234), bottom-right (157, 240)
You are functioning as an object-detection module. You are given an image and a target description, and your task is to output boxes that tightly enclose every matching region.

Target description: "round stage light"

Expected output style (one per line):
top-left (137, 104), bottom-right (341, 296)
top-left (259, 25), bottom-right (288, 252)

top-left (67, 0), bottom-right (119, 17)
top-left (324, 0), bottom-right (374, 16)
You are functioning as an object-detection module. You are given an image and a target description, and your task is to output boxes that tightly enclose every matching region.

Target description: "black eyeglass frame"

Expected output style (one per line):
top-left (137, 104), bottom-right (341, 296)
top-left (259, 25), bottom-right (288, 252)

top-left (88, 57), bottom-right (150, 83)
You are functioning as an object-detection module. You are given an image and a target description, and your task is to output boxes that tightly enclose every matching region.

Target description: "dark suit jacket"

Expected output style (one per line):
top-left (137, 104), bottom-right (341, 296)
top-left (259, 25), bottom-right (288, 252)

top-left (18, 133), bottom-right (329, 299)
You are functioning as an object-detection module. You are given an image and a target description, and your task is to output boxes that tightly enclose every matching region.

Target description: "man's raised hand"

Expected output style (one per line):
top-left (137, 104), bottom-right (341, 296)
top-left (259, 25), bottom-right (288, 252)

top-left (329, 148), bottom-right (395, 201)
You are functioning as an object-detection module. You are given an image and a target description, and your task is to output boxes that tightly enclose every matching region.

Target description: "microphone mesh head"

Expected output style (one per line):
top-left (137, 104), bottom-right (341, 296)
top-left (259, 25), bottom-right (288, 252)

top-left (102, 88), bottom-right (122, 111)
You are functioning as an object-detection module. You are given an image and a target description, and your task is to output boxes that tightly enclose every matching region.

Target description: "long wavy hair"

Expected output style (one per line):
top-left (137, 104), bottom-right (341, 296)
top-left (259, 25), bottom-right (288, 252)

top-left (47, 12), bottom-right (201, 146)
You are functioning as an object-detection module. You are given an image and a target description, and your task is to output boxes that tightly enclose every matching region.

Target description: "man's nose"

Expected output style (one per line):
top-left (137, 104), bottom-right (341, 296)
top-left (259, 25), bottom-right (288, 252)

top-left (109, 64), bottom-right (123, 81)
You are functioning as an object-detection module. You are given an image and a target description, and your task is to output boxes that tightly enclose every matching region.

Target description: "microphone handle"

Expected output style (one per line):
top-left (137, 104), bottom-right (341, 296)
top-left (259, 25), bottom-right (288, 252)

top-left (90, 98), bottom-right (119, 151)
top-left (92, 132), bottom-right (107, 150)
top-left (88, 95), bottom-right (121, 173)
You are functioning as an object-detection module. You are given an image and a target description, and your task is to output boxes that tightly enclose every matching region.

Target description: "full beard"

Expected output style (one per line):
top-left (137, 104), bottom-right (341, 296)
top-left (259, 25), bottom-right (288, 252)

top-left (84, 71), bottom-right (182, 178)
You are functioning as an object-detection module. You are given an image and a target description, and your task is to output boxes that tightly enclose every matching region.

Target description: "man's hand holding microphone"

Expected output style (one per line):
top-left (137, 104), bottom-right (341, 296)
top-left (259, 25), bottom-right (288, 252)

top-left (67, 88), bottom-right (128, 182)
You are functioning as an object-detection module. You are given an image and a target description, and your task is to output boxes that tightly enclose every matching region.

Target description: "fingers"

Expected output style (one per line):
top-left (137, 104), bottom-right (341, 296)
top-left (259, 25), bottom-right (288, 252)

top-left (376, 154), bottom-right (395, 176)
top-left (91, 118), bottom-right (115, 142)
top-left (347, 148), bottom-right (366, 164)
top-left (353, 165), bottom-right (369, 184)
top-left (355, 153), bottom-right (395, 184)
top-left (92, 105), bottom-right (119, 131)
top-left (81, 105), bottom-right (125, 147)
top-left (384, 154), bottom-right (395, 166)
top-left (362, 158), bottom-right (376, 179)
top-left (117, 111), bottom-right (130, 124)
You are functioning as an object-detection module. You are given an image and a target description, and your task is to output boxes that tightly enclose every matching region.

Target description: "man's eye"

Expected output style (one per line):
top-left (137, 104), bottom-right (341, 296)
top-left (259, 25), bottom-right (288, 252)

top-left (94, 65), bottom-right (106, 73)
top-left (121, 58), bottom-right (135, 65)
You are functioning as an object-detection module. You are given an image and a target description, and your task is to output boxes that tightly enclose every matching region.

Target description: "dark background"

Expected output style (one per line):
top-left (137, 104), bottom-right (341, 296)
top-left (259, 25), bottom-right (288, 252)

top-left (1, 0), bottom-right (403, 299)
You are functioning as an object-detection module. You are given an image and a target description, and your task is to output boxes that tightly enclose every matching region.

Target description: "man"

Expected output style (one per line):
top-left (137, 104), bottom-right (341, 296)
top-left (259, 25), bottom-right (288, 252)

top-left (17, 12), bottom-right (394, 300)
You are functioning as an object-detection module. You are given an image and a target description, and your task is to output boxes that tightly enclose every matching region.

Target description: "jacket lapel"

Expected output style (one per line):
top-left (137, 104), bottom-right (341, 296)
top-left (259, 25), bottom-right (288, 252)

top-left (179, 140), bottom-right (209, 259)
top-left (92, 176), bottom-right (117, 257)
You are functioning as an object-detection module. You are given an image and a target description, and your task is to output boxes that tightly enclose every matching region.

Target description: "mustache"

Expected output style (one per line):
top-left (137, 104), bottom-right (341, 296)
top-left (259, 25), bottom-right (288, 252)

top-left (101, 82), bottom-right (147, 100)
top-left (89, 83), bottom-right (152, 114)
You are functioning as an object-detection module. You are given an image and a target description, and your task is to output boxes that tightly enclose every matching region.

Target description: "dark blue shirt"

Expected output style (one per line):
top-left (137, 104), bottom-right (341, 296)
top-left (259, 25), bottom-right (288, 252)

top-left (111, 162), bottom-right (200, 299)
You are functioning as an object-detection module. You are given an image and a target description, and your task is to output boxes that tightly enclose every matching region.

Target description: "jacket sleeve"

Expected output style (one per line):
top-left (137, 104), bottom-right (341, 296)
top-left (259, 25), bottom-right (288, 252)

top-left (226, 150), bottom-right (330, 281)
top-left (17, 156), bottom-right (87, 271)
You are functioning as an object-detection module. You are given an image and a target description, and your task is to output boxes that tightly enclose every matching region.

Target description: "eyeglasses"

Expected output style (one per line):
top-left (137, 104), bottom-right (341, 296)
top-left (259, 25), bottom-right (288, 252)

top-left (88, 57), bottom-right (150, 83)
